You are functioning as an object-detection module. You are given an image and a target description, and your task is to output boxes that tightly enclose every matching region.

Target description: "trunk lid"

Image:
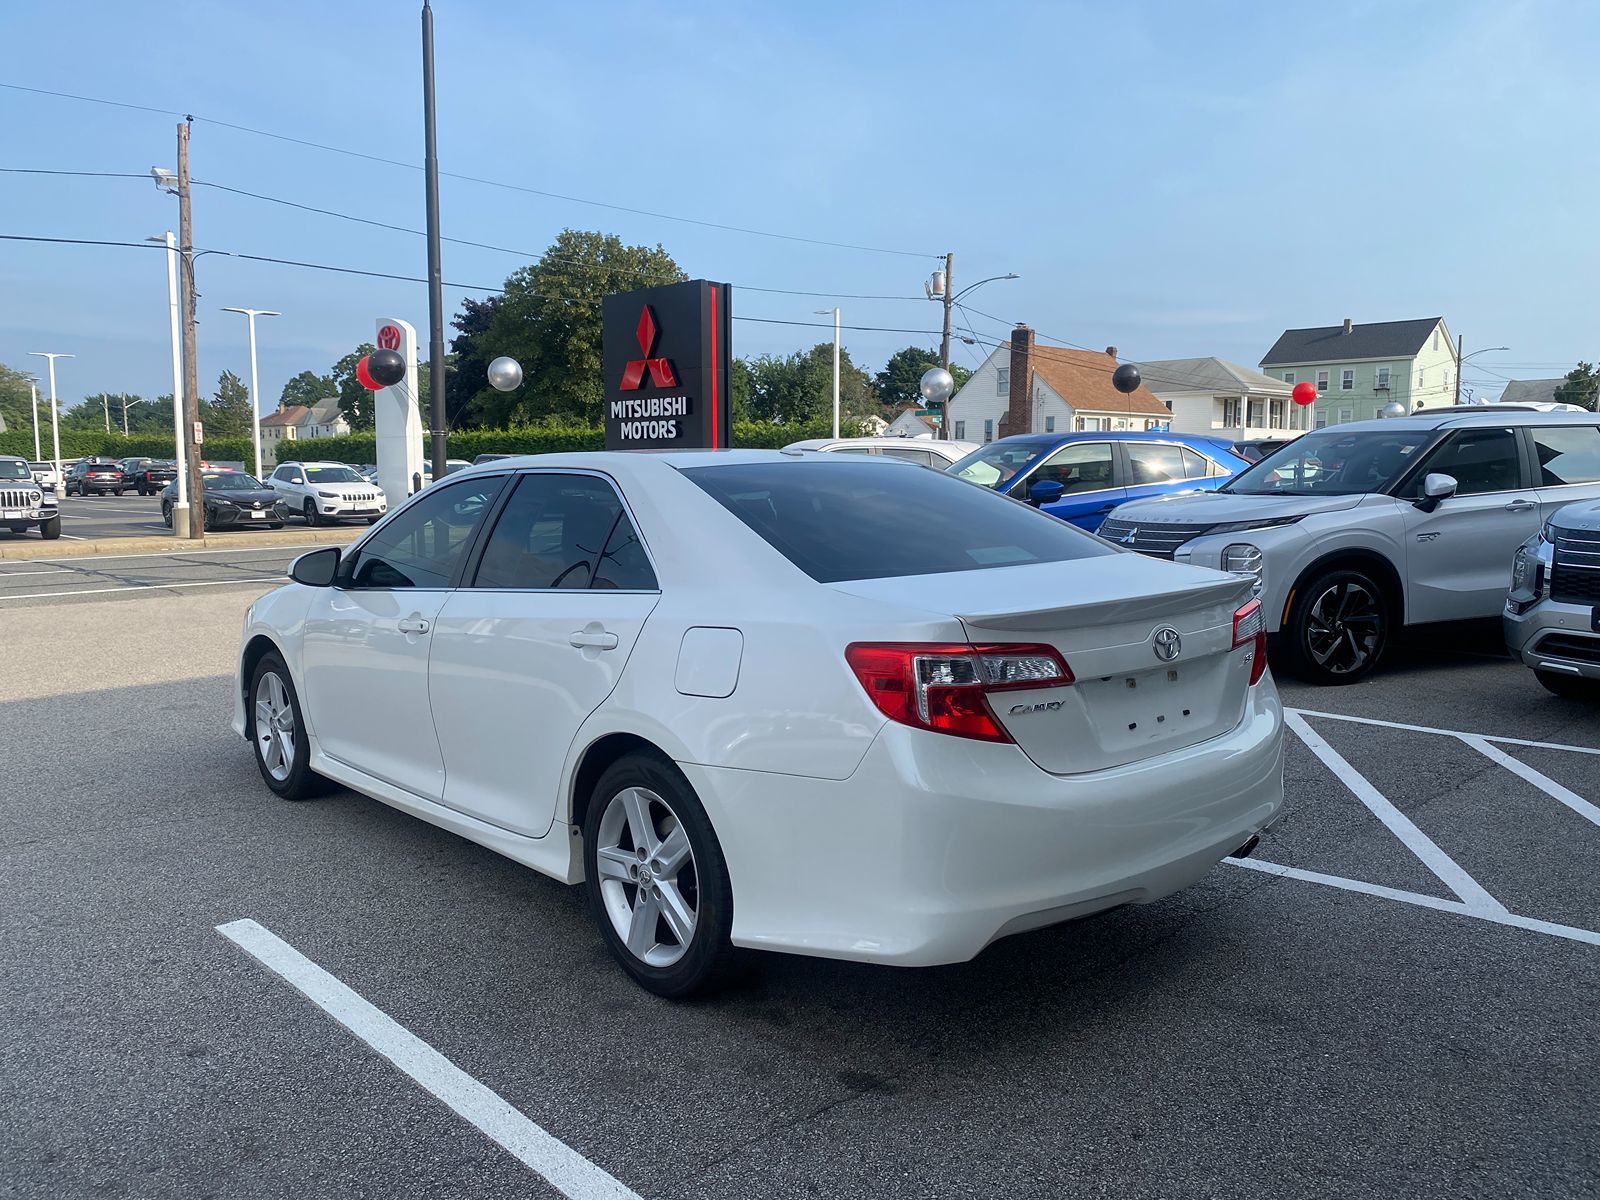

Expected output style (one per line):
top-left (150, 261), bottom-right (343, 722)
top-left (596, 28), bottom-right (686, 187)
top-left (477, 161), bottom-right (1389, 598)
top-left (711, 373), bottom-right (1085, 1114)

top-left (831, 555), bottom-right (1257, 774)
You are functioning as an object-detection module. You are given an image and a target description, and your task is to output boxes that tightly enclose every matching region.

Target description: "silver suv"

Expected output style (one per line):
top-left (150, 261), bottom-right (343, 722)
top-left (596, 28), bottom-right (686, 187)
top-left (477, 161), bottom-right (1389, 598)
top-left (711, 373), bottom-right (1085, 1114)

top-left (1100, 410), bottom-right (1600, 684)
top-left (0, 454), bottom-right (61, 540)
top-left (1505, 498), bottom-right (1600, 699)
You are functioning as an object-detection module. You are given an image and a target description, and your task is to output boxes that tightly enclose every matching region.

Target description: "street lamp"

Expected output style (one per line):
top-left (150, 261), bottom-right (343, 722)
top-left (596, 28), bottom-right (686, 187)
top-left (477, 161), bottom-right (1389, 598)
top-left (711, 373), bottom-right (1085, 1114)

top-left (146, 233), bottom-right (189, 531)
top-left (814, 308), bottom-right (841, 438)
top-left (27, 352), bottom-right (70, 483)
top-left (924, 260), bottom-right (1018, 438)
top-left (120, 396), bottom-right (149, 436)
top-left (221, 306), bottom-right (281, 478)
top-left (1453, 343), bottom-right (1509, 406)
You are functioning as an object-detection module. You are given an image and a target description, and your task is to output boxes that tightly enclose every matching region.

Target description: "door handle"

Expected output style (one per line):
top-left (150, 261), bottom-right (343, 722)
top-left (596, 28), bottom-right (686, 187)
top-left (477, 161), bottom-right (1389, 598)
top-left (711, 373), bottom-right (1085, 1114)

top-left (570, 629), bottom-right (619, 651)
top-left (1504, 499), bottom-right (1538, 512)
top-left (398, 617), bottom-right (431, 635)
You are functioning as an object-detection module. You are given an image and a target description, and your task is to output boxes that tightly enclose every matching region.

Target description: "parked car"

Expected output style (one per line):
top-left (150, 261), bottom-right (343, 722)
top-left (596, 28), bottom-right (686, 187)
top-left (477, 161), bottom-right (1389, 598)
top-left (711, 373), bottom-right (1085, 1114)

top-left (0, 454), bottom-right (61, 539)
top-left (783, 436), bottom-right (981, 469)
top-left (233, 452), bottom-right (1284, 996)
top-left (1505, 498), bottom-right (1600, 699)
top-left (1100, 410), bottom-right (1600, 685)
top-left (422, 458), bottom-right (475, 483)
top-left (116, 457), bottom-right (179, 495)
top-left (161, 471), bottom-right (291, 531)
top-left (27, 462), bottom-right (62, 490)
top-left (946, 432), bottom-right (1249, 532)
top-left (473, 453), bottom-right (516, 465)
top-left (267, 461), bottom-right (389, 526)
top-left (64, 459), bottom-right (125, 496)
top-left (1232, 437), bottom-right (1299, 464)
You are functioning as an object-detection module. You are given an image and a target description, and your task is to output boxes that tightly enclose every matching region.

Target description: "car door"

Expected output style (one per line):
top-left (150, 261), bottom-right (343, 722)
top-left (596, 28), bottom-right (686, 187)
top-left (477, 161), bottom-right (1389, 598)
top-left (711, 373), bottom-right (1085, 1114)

top-left (299, 474), bottom-right (507, 798)
top-left (1399, 426), bottom-right (1540, 623)
top-left (1121, 440), bottom-right (1223, 506)
top-left (1007, 441), bottom-right (1124, 530)
top-left (271, 463), bottom-right (306, 506)
top-left (1526, 421), bottom-right (1600, 526)
top-left (427, 472), bottom-right (661, 837)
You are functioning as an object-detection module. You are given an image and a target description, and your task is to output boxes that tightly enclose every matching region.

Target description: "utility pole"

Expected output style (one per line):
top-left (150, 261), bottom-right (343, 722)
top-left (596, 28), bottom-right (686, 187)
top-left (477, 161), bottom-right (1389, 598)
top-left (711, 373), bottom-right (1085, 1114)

top-left (30, 383), bottom-right (40, 461)
top-left (421, 1), bottom-right (448, 480)
top-left (178, 120), bottom-right (204, 539)
top-left (937, 252), bottom-right (954, 440)
top-left (1453, 334), bottom-right (1463, 408)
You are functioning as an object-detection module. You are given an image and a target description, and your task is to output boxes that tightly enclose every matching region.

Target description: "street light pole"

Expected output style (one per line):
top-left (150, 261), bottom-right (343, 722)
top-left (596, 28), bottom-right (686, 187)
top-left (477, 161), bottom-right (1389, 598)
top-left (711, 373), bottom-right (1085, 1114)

top-left (150, 231), bottom-right (189, 524)
top-left (421, 1), bottom-right (448, 481)
top-left (926, 262), bottom-right (1020, 439)
top-left (1453, 342), bottom-right (1511, 409)
top-left (30, 383), bottom-right (40, 461)
top-left (815, 307), bottom-right (841, 437)
top-left (28, 352), bottom-right (70, 483)
top-left (222, 307), bottom-right (280, 479)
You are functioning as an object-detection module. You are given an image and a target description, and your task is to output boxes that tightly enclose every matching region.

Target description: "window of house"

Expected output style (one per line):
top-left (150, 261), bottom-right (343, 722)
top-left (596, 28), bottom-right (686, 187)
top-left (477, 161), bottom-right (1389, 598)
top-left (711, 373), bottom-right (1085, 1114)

top-left (952, 421), bottom-right (965, 440)
top-left (996, 367), bottom-right (1009, 395)
top-left (1283, 372), bottom-right (1295, 385)
top-left (1162, 399), bottom-right (1173, 411)
top-left (1434, 330), bottom-right (1441, 351)
top-left (982, 418), bottom-right (994, 443)
top-left (1341, 370), bottom-right (1354, 390)
top-left (1247, 398), bottom-right (1265, 428)
top-left (1376, 366), bottom-right (1391, 389)
top-left (1316, 369), bottom-right (1329, 393)
top-left (1336, 407), bottom-right (1353, 425)
top-left (1044, 416), bottom-right (1056, 433)
top-left (1223, 396), bottom-right (1241, 427)
top-left (1316, 412), bottom-right (1329, 429)
top-left (1444, 372), bottom-right (1452, 396)
top-left (472, 473), bottom-right (656, 591)
top-left (1270, 399), bottom-right (1285, 429)
top-left (1418, 369), bottom-right (1426, 389)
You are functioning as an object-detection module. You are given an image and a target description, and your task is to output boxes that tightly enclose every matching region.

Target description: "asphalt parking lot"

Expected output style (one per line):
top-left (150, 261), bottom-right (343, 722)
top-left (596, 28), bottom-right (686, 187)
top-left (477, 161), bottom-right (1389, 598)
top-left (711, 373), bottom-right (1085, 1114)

top-left (0, 492), bottom-right (340, 543)
top-left (3, 579), bottom-right (1597, 1199)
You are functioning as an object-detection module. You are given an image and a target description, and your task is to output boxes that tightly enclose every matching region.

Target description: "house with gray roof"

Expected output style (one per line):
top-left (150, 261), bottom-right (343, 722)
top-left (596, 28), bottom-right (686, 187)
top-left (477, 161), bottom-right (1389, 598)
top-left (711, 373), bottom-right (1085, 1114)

top-left (1260, 317), bottom-right (1457, 425)
top-left (1498, 378), bottom-right (1565, 406)
top-left (258, 397), bottom-right (350, 465)
top-left (1135, 357), bottom-right (1305, 440)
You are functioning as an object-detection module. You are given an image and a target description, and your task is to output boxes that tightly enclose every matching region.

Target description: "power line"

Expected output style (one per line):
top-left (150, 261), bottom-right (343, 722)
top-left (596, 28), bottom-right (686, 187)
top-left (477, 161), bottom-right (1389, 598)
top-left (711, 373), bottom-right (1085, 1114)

top-left (0, 167), bottom-right (151, 179)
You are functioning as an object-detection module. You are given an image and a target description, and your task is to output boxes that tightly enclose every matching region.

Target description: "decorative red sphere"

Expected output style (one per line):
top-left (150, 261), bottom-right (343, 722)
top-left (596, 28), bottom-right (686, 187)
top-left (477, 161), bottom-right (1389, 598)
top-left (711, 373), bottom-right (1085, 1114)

top-left (355, 355), bottom-right (381, 391)
top-left (1291, 381), bottom-right (1317, 407)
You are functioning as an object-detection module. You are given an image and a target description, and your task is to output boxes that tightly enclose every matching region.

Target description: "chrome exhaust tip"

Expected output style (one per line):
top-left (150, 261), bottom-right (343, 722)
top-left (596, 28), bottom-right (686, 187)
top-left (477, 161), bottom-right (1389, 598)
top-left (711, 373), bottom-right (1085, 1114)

top-left (1226, 834), bottom-right (1261, 860)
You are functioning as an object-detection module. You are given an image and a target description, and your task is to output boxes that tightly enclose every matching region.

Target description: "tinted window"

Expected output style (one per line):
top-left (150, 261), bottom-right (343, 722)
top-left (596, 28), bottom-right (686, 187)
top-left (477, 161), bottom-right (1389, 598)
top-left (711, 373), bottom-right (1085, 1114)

top-left (305, 466), bottom-right (362, 484)
top-left (1403, 428), bottom-right (1523, 496)
top-left (344, 476), bottom-right (504, 589)
top-left (1531, 425), bottom-right (1600, 486)
top-left (879, 446), bottom-right (934, 467)
top-left (1127, 443), bottom-right (1186, 485)
top-left (684, 460), bottom-right (1115, 584)
top-left (1180, 447), bottom-right (1214, 479)
top-left (1024, 442), bottom-right (1114, 494)
top-left (828, 446), bottom-right (873, 456)
top-left (473, 474), bottom-right (657, 590)
top-left (946, 442), bottom-right (1042, 489)
top-left (1229, 429), bottom-right (1435, 496)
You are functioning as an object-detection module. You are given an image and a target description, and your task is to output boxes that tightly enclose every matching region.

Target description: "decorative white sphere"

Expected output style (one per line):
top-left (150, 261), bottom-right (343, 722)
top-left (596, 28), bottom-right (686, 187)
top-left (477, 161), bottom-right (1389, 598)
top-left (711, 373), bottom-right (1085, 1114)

top-left (1378, 401), bottom-right (1407, 419)
top-left (919, 366), bottom-right (955, 407)
top-left (487, 356), bottom-right (524, 392)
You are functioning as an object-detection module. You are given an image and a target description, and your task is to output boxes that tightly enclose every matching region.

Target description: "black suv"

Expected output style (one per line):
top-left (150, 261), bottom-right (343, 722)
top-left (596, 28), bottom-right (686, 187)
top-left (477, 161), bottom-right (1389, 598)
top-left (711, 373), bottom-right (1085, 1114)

top-left (118, 457), bottom-right (178, 495)
top-left (65, 459), bottom-right (125, 496)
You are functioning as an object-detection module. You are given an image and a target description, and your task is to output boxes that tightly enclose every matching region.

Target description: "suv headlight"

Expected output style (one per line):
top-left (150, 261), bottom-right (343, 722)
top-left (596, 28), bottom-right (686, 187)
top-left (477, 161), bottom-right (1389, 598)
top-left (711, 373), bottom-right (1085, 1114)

top-left (1507, 531), bottom-right (1554, 613)
top-left (1210, 516), bottom-right (1305, 535)
top-left (1222, 543), bottom-right (1264, 595)
top-left (317, 490), bottom-right (339, 499)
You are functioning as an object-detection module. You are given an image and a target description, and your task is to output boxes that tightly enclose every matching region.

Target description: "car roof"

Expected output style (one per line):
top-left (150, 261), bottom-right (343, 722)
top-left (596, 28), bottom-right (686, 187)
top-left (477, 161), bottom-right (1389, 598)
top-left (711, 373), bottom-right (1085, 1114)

top-left (992, 430), bottom-right (1233, 446)
top-left (1316, 409), bottom-right (1600, 433)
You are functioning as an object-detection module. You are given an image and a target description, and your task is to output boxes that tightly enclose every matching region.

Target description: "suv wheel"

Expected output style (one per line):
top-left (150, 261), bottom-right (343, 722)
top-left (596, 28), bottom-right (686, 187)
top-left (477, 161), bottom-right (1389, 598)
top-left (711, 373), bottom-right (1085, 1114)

top-left (1535, 670), bottom-right (1600, 701)
top-left (303, 499), bottom-right (320, 527)
top-left (1284, 567), bottom-right (1389, 685)
top-left (38, 515), bottom-right (60, 540)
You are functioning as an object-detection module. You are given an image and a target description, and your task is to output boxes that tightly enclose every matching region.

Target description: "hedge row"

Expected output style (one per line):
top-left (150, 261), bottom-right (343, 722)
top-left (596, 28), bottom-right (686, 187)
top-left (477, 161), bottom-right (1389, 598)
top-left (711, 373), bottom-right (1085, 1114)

top-left (0, 430), bottom-right (257, 463)
top-left (273, 420), bottom-right (863, 465)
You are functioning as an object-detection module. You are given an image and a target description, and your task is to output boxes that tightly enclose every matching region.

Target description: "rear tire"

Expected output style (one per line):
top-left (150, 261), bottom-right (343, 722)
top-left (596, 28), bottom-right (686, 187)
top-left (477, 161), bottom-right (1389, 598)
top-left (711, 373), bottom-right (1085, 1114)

top-left (248, 652), bottom-right (330, 800)
top-left (582, 753), bottom-right (739, 998)
top-left (161, 501), bottom-right (173, 528)
top-left (1283, 567), bottom-right (1390, 685)
top-left (1535, 670), bottom-right (1600, 701)
top-left (38, 515), bottom-right (60, 540)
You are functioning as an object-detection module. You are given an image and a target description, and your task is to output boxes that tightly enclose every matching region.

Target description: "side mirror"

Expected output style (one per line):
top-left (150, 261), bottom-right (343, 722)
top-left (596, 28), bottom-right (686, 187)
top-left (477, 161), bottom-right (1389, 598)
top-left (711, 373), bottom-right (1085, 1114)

top-left (1415, 472), bottom-right (1457, 512)
top-left (1028, 480), bottom-right (1066, 507)
top-left (290, 546), bottom-right (340, 587)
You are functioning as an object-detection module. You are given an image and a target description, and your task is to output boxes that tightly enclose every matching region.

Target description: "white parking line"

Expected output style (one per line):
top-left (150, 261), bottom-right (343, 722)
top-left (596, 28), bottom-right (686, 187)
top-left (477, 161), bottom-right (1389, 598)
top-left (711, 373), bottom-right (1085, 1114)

top-left (0, 577), bottom-right (280, 601)
top-left (1459, 735), bottom-right (1600, 829)
top-left (217, 920), bottom-right (641, 1200)
top-left (1289, 707), bottom-right (1600, 757)
top-left (19, 544), bottom-right (315, 565)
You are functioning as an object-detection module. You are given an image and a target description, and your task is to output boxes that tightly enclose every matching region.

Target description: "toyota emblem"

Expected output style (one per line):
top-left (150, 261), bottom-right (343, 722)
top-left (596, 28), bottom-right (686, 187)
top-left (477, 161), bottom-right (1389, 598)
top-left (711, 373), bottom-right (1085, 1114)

top-left (1152, 627), bottom-right (1182, 661)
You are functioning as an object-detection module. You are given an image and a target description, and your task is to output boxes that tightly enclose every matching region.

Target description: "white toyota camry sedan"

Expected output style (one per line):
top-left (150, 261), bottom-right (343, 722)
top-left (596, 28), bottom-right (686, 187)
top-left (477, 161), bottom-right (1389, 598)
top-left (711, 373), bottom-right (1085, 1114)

top-left (234, 450), bottom-right (1284, 995)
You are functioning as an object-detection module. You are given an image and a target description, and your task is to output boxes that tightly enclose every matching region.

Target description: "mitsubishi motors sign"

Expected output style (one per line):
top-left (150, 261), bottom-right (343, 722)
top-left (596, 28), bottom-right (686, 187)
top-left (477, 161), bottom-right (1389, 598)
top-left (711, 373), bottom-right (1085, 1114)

top-left (602, 279), bottom-right (732, 450)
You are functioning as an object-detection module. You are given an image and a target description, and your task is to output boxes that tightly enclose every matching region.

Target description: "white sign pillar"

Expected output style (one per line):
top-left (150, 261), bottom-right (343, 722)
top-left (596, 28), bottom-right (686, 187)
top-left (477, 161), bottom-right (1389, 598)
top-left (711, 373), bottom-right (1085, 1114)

top-left (374, 317), bottom-right (424, 508)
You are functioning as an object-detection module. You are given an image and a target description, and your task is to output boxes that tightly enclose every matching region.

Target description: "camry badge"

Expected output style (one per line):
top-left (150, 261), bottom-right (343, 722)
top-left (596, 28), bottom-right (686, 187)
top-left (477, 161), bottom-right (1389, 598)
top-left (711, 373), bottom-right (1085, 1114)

top-left (1152, 627), bottom-right (1182, 661)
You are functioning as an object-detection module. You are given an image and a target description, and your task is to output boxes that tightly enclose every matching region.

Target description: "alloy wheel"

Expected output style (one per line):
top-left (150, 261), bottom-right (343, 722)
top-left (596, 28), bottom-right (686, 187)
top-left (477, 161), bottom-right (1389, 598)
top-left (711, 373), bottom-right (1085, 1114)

top-left (1304, 580), bottom-right (1382, 676)
top-left (253, 670), bottom-right (296, 783)
top-left (594, 786), bottom-right (699, 967)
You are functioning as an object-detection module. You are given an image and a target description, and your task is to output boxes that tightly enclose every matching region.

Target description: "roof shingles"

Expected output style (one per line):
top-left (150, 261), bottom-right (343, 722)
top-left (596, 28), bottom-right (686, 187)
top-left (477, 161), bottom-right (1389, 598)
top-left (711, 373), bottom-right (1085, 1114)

top-left (1260, 318), bottom-right (1444, 366)
top-left (1010, 342), bottom-right (1171, 417)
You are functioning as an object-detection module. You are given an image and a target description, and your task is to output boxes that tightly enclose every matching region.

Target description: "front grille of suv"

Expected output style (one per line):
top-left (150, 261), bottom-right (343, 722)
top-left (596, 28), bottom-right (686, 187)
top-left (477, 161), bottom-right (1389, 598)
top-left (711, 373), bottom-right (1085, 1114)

top-left (1096, 518), bottom-right (1216, 559)
top-left (1, 488), bottom-right (42, 509)
top-left (1550, 527), bottom-right (1600, 606)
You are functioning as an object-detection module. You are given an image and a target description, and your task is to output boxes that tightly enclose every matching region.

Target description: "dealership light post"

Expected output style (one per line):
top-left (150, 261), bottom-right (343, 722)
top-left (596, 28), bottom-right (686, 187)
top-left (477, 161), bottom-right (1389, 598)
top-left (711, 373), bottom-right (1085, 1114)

top-left (814, 307), bottom-right (841, 437)
top-left (146, 232), bottom-right (189, 529)
top-left (29, 383), bottom-right (40, 460)
top-left (28, 352), bottom-right (70, 481)
top-left (222, 306), bottom-right (280, 479)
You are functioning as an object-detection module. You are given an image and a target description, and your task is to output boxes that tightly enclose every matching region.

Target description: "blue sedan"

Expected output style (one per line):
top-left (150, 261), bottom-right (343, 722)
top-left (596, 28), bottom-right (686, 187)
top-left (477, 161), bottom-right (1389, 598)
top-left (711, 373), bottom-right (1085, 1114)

top-left (945, 431), bottom-right (1251, 531)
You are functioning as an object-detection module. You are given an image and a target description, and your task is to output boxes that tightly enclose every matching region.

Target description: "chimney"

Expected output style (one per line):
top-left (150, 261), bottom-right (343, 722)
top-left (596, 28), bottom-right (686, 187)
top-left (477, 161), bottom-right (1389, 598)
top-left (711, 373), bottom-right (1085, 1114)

top-left (1002, 324), bottom-right (1034, 437)
top-left (1105, 346), bottom-right (1118, 359)
top-left (1342, 318), bottom-right (1353, 335)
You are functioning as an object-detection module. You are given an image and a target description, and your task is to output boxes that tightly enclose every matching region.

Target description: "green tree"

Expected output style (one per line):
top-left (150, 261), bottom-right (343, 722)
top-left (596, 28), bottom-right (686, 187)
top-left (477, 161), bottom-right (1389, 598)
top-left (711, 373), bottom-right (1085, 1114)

top-left (204, 370), bottom-right (254, 437)
top-left (0, 362), bottom-right (37, 435)
top-left (445, 295), bottom-right (501, 430)
top-left (1553, 362), bottom-right (1599, 411)
top-left (469, 229), bottom-right (685, 427)
top-left (279, 370), bottom-right (336, 411)
top-left (746, 343), bottom-right (878, 425)
top-left (874, 345), bottom-right (972, 408)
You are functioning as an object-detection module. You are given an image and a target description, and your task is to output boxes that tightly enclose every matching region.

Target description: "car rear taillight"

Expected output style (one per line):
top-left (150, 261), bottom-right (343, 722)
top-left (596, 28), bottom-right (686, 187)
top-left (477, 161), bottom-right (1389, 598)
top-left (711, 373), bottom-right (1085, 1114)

top-left (1233, 598), bottom-right (1267, 685)
top-left (845, 643), bottom-right (1074, 742)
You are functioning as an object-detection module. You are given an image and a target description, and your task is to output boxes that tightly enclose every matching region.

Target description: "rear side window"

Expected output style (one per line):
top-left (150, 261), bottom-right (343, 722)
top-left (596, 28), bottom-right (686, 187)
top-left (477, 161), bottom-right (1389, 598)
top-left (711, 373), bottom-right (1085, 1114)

top-left (1531, 425), bottom-right (1600, 486)
top-left (472, 474), bottom-right (657, 590)
top-left (1127, 443), bottom-right (1187, 485)
top-left (683, 460), bottom-right (1115, 584)
top-left (879, 446), bottom-right (934, 467)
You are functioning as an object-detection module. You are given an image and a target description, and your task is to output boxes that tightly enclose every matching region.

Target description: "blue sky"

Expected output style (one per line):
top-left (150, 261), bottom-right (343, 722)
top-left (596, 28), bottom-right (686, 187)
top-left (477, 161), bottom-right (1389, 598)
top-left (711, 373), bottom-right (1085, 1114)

top-left (2, 0), bottom-right (1596, 415)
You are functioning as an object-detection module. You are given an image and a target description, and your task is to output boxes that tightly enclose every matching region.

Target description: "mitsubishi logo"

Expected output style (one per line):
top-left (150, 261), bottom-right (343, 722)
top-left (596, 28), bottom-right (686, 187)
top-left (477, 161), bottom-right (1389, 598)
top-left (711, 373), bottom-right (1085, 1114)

top-left (620, 305), bottom-right (678, 391)
top-left (1152, 626), bottom-right (1182, 661)
top-left (1119, 526), bottom-right (1139, 544)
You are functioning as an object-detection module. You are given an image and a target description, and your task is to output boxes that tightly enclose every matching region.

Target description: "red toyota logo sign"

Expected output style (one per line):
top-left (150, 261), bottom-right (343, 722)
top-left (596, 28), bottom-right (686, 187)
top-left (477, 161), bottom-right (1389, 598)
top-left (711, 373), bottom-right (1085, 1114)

top-left (377, 324), bottom-right (403, 351)
top-left (619, 306), bottom-right (677, 391)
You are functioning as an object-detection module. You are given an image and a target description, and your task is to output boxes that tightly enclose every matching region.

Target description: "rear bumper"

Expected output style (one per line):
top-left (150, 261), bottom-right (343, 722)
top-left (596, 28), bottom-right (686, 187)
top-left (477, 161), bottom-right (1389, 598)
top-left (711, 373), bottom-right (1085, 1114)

top-left (1506, 601), bottom-right (1600, 680)
top-left (685, 680), bottom-right (1285, 966)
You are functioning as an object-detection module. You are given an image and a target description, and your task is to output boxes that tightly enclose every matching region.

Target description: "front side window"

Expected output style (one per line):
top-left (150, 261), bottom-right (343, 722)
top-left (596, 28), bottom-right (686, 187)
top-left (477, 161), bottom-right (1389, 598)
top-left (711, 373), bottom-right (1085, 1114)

top-left (685, 460), bottom-right (1114, 584)
top-left (1531, 425), bottom-right (1600, 486)
top-left (947, 442), bottom-right (1043, 489)
top-left (343, 476), bottom-right (505, 589)
top-left (473, 473), bottom-right (656, 590)
top-left (1401, 428), bottom-right (1523, 497)
top-left (1126, 442), bottom-right (1186, 485)
top-left (1341, 370), bottom-right (1355, 390)
top-left (1023, 442), bottom-right (1115, 494)
top-left (1228, 428), bottom-right (1435, 496)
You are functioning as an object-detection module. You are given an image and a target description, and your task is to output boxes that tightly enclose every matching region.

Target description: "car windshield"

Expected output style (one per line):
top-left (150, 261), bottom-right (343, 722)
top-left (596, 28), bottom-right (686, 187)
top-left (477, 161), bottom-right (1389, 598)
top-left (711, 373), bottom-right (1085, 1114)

top-left (305, 466), bottom-right (362, 484)
top-left (1223, 428), bottom-right (1436, 496)
top-left (684, 459), bottom-right (1115, 583)
top-left (944, 443), bottom-right (1046, 489)
top-left (0, 460), bottom-right (32, 480)
top-left (205, 472), bottom-right (269, 489)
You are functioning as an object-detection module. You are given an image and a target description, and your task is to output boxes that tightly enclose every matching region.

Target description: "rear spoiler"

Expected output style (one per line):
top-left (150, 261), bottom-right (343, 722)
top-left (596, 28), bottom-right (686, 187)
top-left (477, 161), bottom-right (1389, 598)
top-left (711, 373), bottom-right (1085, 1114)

top-left (957, 575), bottom-right (1253, 631)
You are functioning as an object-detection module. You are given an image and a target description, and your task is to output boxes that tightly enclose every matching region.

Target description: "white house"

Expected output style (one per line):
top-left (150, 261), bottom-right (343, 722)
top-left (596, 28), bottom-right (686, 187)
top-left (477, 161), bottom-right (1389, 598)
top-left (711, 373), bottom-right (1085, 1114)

top-left (259, 398), bottom-right (350, 465)
top-left (1135, 357), bottom-right (1306, 439)
top-left (945, 326), bottom-right (1173, 443)
top-left (883, 409), bottom-right (937, 439)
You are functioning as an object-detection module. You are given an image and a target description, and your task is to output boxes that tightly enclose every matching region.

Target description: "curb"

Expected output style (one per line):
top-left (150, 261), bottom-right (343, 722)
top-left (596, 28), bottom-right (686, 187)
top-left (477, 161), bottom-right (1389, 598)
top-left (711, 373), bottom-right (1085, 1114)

top-left (0, 526), bottom-right (363, 561)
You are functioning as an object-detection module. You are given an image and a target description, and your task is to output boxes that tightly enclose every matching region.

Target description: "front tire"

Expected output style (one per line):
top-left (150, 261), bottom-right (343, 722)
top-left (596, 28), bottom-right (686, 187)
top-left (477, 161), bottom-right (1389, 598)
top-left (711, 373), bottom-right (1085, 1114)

top-left (583, 753), bottom-right (737, 998)
top-left (303, 499), bottom-right (320, 527)
top-left (38, 515), bottom-right (60, 540)
top-left (161, 501), bottom-right (172, 528)
top-left (1283, 567), bottom-right (1390, 685)
top-left (248, 652), bottom-right (329, 800)
top-left (1535, 670), bottom-right (1600, 701)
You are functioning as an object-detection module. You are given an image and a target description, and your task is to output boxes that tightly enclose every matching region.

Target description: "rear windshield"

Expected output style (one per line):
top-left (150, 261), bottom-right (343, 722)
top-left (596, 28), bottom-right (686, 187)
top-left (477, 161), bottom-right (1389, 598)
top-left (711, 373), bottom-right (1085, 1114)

top-left (683, 459), bottom-right (1114, 583)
